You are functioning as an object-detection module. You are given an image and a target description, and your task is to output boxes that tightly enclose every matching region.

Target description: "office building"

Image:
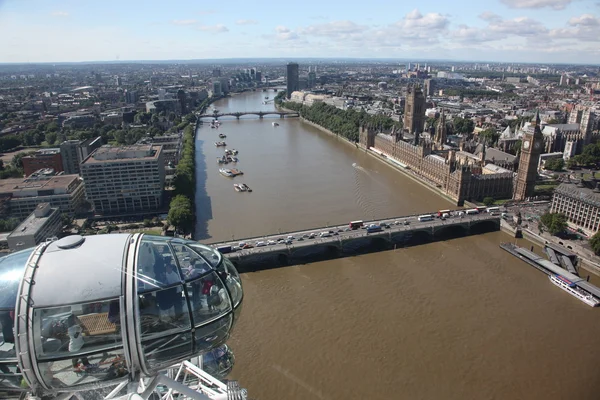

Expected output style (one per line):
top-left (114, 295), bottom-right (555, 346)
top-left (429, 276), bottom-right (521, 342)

top-left (22, 148), bottom-right (63, 177)
top-left (424, 79), bottom-right (435, 96)
top-left (308, 71), bottom-right (317, 89)
top-left (0, 175), bottom-right (85, 220)
top-left (115, 76), bottom-right (122, 86)
top-left (551, 179), bottom-right (600, 236)
top-left (7, 203), bottom-right (61, 251)
top-left (60, 137), bottom-right (104, 175)
top-left (513, 111), bottom-right (544, 201)
top-left (286, 62), bottom-right (299, 98)
top-left (255, 71), bottom-right (262, 82)
top-left (81, 145), bottom-right (165, 215)
top-left (404, 85), bottom-right (425, 134)
top-left (212, 81), bottom-right (222, 96)
top-left (212, 68), bottom-right (221, 77)
top-left (125, 90), bottom-right (138, 104)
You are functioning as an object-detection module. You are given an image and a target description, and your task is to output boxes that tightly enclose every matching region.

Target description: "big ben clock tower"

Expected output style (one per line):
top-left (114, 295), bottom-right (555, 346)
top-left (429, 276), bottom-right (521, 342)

top-left (513, 110), bottom-right (544, 201)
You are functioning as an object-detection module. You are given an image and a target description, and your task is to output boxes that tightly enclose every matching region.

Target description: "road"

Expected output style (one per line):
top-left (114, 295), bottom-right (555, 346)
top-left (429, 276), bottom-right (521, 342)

top-left (209, 211), bottom-right (502, 257)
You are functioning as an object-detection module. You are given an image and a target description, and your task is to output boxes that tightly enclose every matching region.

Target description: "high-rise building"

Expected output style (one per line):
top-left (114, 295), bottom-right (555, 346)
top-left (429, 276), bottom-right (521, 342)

top-left (60, 137), bottom-right (104, 175)
top-left (513, 110), bottom-right (544, 201)
top-left (125, 90), bottom-right (138, 104)
top-left (308, 71), bottom-right (317, 89)
top-left (424, 79), bottom-right (435, 96)
top-left (7, 203), bottom-right (61, 251)
top-left (286, 62), bottom-right (299, 98)
top-left (177, 89), bottom-right (187, 114)
top-left (212, 81), bottom-right (222, 96)
top-left (212, 68), bottom-right (221, 77)
top-left (115, 76), bottom-right (122, 86)
top-left (81, 145), bottom-right (165, 215)
top-left (255, 71), bottom-right (262, 82)
top-left (404, 86), bottom-right (425, 134)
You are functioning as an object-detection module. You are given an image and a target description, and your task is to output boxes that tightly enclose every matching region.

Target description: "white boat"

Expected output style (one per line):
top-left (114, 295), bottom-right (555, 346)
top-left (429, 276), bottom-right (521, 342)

top-left (231, 149), bottom-right (239, 155)
top-left (215, 141), bottom-right (226, 147)
top-left (219, 168), bottom-right (234, 177)
top-left (549, 275), bottom-right (600, 307)
top-left (233, 183), bottom-right (246, 192)
top-left (272, 122), bottom-right (279, 127)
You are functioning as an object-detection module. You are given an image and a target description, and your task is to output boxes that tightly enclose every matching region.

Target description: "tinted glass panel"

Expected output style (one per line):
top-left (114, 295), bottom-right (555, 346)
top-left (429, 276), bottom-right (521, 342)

top-left (0, 362), bottom-right (24, 391)
top-left (201, 345), bottom-right (235, 380)
top-left (33, 299), bottom-right (122, 361)
top-left (0, 248), bottom-right (34, 309)
top-left (38, 348), bottom-right (128, 389)
top-left (219, 258), bottom-right (243, 307)
top-left (138, 286), bottom-right (190, 338)
top-left (185, 243), bottom-right (221, 268)
top-left (142, 332), bottom-right (193, 372)
top-left (171, 243), bottom-right (212, 281)
top-left (186, 272), bottom-right (231, 327)
top-left (194, 314), bottom-right (232, 354)
top-left (137, 237), bottom-right (177, 293)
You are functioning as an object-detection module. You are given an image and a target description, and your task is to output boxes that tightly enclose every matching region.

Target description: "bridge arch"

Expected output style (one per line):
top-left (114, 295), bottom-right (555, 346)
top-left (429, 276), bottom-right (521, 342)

top-left (470, 220), bottom-right (499, 234)
top-left (434, 224), bottom-right (468, 240)
top-left (406, 230), bottom-right (432, 246)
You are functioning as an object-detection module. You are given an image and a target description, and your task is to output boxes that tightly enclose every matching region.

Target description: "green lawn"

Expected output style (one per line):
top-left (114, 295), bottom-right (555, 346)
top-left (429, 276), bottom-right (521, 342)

top-left (582, 172), bottom-right (600, 180)
top-left (493, 199), bottom-right (511, 206)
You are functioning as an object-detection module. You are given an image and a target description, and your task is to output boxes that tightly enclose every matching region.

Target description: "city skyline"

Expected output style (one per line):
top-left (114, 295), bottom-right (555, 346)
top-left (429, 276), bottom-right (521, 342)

top-left (1, 0), bottom-right (600, 64)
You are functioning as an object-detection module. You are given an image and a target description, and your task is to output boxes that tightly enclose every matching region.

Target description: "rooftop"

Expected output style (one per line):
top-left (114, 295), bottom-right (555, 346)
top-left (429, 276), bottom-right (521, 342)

top-left (555, 181), bottom-right (600, 207)
top-left (0, 175), bottom-right (80, 196)
top-left (82, 144), bottom-right (162, 164)
top-left (7, 204), bottom-right (58, 239)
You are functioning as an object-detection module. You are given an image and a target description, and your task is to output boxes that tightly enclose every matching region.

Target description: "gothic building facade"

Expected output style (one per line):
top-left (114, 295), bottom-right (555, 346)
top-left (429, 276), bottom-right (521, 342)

top-left (360, 125), bottom-right (514, 205)
top-left (404, 85), bottom-right (425, 135)
top-left (514, 111), bottom-right (544, 201)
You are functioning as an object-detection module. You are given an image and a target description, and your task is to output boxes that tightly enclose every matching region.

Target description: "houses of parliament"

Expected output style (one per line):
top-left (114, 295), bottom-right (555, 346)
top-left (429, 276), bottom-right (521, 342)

top-left (359, 86), bottom-right (543, 205)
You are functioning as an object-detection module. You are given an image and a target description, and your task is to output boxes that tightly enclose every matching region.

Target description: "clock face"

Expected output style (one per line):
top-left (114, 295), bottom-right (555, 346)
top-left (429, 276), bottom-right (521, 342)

top-left (523, 140), bottom-right (530, 150)
top-left (534, 141), bottom-right (541, 150)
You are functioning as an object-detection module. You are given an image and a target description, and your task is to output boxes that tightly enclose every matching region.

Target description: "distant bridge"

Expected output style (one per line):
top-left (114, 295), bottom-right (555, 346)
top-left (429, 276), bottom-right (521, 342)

top-left (206, 212), bottom-right (501, 272)
top-left (197, 111), bottom-right (299, 119)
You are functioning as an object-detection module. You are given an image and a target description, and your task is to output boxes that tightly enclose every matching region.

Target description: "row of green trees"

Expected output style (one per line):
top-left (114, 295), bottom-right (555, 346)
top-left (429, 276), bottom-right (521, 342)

top-left (282, 101), bottom-right (402, 143)
top-left (167, 123), bottom-right (196, 236)
top-left (567, 141), bottom-right (600, 168)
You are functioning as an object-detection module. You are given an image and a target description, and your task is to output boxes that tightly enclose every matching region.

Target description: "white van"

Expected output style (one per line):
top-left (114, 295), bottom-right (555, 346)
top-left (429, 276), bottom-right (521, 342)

top-left (320, 231), bottom-right (331, 238)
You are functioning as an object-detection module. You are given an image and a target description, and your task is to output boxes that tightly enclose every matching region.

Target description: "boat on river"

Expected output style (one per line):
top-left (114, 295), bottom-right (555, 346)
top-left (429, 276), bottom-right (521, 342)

top-left (272, 122), bottom-right (279, 127)
top-left (219, 133), bottom-right (226, 138)
top-left (234, 183), bottom-right (246, 192)
top-left (219, 168), bottom-right (234, 177)
top-left (549, 275), bottom-right (600, 307)
top-left (215, 141), bottom-right (226, 147)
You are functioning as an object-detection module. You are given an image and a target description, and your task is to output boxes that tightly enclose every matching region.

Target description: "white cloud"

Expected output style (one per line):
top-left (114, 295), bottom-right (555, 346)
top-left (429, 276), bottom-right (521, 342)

top-left (172, 19), bottom-right (197, 26)
top-left (568, 14), bottom-right (600, 26)
top-left (197, 24), bottom-right (228, 33)
top-left (51, 11), bottom-right (69, 17)
top-left (274, 25), bottom-right (299, 40)
top-left (479, 12), bottom-right (502, 22)
top-left (500, 0), bottom-right (573, 10)
top-left (236, 19), bottom-right (258, 25)
top-left (395, 9), bottom-right (449, 30)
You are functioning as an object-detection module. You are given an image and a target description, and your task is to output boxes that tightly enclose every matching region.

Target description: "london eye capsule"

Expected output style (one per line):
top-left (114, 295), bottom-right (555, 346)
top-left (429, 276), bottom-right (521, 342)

top-left (0, 233), bottom-right (243, 397)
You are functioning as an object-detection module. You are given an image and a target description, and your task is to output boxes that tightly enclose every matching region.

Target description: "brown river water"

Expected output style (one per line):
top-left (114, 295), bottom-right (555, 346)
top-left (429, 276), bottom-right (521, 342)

top-left (194, 91), bottom-right (600, 400)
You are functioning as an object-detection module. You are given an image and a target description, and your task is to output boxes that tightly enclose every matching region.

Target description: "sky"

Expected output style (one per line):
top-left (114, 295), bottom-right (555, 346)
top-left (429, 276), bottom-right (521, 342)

top-left (1, 0), bottom-right (600, 64)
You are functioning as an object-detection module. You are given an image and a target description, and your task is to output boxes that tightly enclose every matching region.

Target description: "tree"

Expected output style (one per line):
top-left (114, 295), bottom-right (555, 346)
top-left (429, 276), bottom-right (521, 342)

top-left (483, 197), bottom-right (495, 207)
top-left (45, 131), bottom-right (58, 146)
top-left (0, 135), bottom-right (21, 151)
top-left (479, 128), bottom-right (500, 145)
top-left (590, 232), bottom-right (600, 256)
top-left (168, 195), bottom-right (194, 235)
top-left (453, 117), bottom-right (475, 134)
top-left (60, 213), bottom-right (73, 228)
top-left (540, 213), bottom-right (567, 236)
top-left (544, 158), bottom-right (564, 171)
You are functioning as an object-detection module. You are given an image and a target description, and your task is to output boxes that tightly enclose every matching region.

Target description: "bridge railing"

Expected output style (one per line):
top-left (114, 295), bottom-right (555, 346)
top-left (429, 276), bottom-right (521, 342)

top-left (208, 213), bottom-right (499, 246)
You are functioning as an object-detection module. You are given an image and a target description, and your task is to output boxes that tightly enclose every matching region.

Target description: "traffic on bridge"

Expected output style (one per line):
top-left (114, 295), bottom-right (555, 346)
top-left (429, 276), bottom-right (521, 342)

top-left (207, 207), bottom-right (503, 264)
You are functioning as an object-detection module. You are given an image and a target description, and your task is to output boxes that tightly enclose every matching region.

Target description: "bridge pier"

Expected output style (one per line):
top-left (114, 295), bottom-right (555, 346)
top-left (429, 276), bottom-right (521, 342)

top-left (236, 116), bottom-right (240, 120)
top-left (280, 114), bottom-right (284, 119)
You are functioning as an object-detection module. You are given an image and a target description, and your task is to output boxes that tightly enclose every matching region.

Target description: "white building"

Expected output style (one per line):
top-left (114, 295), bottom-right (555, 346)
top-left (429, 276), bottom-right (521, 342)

top-left (81, 145), bottom-right (165, 215)
top-left (7, 203), bottom-right (61, 251)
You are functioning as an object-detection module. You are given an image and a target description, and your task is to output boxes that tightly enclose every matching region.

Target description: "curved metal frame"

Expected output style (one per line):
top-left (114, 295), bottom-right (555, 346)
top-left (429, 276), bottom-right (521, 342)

top-left (10, 233), bottom-right (243, 396)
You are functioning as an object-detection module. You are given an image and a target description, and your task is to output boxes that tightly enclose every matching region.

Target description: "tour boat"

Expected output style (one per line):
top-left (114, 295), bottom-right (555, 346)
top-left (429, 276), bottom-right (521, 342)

top-left (549, 275), bottom-right (600, 307)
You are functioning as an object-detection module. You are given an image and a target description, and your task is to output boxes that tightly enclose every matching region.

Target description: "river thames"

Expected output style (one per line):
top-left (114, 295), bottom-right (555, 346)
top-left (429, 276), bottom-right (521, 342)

top-left (195, 91), bottom-right (600, 400)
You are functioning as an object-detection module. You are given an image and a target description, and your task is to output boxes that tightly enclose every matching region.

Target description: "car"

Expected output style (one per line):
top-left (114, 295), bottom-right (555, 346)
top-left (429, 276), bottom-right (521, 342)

top-left (333, 232), bottom-right (339, 235)
top-left (242, 244), bottom-right (253, 249)
top-left (267, 240), bottom-right (277, 245)
top-left (309, 233), bottom-right (316, 238)
top-left (285, 240), bottom-right (293, 245)
top-left (302, 234), bottom-right (309, 238)
top-left (344, 228), bottom-right (351, 232)
top-left (287, 235), bottom-right (295, 240)
top-left (320, 232), bottom-right (332, 238)
top-left (394, 221), bottom-right (400, 225)
top-left (337, 228), bottom-right (343, 232)
top-left (297, 237), bottom-right (304, 241)
top-left (238, 242), bottom-right (247, 248)
top-left (277, 238), bottom-right (285, 242)
top-left (403, 220), bottom-right (410, 226)
top-left (256, 241), bottom-right (266, 247)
